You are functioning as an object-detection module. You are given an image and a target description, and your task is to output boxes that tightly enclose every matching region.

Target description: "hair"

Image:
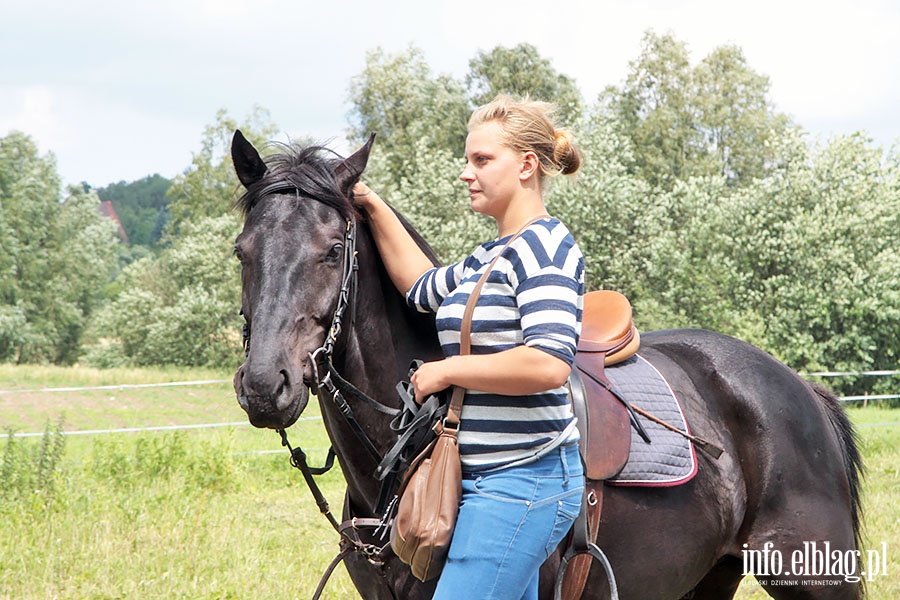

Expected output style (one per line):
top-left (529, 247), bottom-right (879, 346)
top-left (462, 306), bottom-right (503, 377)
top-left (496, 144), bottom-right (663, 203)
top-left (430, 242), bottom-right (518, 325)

top-left (468, 94), bottom-right (582, 182)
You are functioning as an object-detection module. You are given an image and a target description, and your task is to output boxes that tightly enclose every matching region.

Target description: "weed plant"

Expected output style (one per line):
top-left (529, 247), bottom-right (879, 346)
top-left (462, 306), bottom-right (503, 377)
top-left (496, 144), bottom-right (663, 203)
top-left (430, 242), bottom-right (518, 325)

top-left (1, 418), bottom-right (67, 512)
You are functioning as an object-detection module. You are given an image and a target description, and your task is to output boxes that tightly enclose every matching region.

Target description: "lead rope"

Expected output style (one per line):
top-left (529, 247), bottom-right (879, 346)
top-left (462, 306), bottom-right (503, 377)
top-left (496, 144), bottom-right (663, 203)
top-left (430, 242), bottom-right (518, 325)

top-left (278, 428), bottom-right (391, 600)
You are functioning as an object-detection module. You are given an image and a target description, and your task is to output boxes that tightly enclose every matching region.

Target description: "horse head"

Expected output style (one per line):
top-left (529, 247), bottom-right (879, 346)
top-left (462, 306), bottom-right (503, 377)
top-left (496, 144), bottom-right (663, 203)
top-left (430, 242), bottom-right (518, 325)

top-left (230, 129), bottom-right (374, 429)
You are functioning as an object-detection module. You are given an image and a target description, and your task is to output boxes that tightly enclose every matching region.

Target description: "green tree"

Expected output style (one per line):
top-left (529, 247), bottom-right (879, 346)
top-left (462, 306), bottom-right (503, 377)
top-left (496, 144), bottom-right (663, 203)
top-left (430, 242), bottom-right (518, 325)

top-left (736, 133), bottom-right (900, 387)
top-left (604, 129), bottom-right (900, 397)
top-left (0, 132), bottom-right (119, 364)
top-left (599, 31), bottom-right (695, 189)
top-left (545, 109), bottom-right (652, 293)
top-left (87, 109), bottom-right (277, 368)
top-left (97, 174), bottom-right (171, 247)
top-left (693, 44), bottom-right (791, 185)
top-left (92, 215), bottom-right (243, 367)
top-left (466, 43), bottom-right (583, 126)
top-left (348, 46), bottom-right (470, 188)
top-left (599, 30), bottom-right (791, 189)
top-left (165, 106), bottom-right (277, 238)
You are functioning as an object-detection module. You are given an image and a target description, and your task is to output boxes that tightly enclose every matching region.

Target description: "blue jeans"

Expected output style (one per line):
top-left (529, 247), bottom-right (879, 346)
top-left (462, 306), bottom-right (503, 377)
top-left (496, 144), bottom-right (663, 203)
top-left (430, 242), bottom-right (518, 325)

top-left (433, 443), bottom-right (584, 600)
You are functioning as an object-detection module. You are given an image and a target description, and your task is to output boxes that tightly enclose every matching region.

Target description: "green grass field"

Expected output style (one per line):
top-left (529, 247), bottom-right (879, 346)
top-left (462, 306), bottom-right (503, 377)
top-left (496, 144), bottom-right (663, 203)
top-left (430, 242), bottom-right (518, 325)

top-left (1, 365), bottom-right (897, 599)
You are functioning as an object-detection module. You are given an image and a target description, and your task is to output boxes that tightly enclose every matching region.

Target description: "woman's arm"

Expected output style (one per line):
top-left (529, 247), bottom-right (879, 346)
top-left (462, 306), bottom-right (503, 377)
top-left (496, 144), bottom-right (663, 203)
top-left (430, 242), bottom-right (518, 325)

top-left (353, 182), bottom-right (435, 295)
top-left (409, 346), bottom-right (571, 403)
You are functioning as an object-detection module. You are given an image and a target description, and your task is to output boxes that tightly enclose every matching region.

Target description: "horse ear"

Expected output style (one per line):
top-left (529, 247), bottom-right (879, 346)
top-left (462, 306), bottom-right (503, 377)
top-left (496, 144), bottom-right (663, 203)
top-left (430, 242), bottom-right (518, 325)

top-left (334, 133), bottom-right (376, 196)
top-left (231, 129), bottom-right (268, 188)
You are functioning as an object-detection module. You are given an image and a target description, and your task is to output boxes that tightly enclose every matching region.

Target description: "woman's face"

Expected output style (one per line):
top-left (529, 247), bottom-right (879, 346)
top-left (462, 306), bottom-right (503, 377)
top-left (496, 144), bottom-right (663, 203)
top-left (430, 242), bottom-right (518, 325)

top-left (460, 121), bottom-right (525, 220)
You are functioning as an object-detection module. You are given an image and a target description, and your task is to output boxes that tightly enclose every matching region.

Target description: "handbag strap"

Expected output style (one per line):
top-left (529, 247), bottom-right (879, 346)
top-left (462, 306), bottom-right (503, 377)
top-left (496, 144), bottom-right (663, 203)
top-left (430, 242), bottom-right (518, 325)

top-left (445, 214), bottom-right (549, 427)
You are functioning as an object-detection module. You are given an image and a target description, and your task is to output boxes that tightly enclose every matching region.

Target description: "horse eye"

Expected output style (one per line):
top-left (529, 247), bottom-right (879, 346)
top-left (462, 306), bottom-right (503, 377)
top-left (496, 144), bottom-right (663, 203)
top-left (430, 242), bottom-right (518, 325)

top-left (324, 243), bottom-right (343, 264)
top-left (233, 246), bottom-right (244, 262)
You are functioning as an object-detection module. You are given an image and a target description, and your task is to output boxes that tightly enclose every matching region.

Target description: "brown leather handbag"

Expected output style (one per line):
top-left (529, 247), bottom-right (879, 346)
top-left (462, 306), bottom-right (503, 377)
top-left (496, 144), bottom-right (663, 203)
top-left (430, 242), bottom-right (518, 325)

top-left (390, 217), bottom-right (546, 581)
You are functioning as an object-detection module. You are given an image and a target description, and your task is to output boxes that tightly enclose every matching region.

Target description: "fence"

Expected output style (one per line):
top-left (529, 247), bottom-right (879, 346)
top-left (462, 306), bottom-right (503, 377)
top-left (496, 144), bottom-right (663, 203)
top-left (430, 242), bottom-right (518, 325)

top-left (802, 369), bottom-right (900, 404)
top-left (1, 370), bottom-right (897, 439)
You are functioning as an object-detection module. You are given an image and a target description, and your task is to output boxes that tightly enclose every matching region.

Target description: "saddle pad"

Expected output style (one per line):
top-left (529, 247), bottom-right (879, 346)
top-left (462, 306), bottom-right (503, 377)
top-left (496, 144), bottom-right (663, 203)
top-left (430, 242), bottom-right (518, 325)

top-left (605, 354), bottom-right (697, 487)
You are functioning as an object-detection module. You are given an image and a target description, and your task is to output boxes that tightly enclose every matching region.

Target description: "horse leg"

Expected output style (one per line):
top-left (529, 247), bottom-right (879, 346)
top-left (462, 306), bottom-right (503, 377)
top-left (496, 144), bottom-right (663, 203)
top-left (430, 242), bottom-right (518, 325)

top-left (741, 492), bottom-right (862, 600)
top-left (684, 556), bottom-right (745, 599)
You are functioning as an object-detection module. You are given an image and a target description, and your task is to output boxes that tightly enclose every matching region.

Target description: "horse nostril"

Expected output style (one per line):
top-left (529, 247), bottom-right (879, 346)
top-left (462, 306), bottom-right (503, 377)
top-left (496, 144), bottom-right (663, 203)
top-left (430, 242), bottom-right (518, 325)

top-left (233, 365), bottom-right (246, 394)
top-left (274, 369), bottom-right (291, 411)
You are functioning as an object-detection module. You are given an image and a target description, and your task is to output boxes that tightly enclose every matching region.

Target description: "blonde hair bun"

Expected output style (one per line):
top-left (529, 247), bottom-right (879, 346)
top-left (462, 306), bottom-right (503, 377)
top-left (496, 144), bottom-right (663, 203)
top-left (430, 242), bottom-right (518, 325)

top-left (553, 129), bottom-right (581, 176)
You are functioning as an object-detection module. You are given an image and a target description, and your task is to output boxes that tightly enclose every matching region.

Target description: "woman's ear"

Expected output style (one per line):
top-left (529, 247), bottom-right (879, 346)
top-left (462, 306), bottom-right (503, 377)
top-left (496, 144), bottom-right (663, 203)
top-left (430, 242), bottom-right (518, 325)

top-left (519, 151), bottom-right (540, 181)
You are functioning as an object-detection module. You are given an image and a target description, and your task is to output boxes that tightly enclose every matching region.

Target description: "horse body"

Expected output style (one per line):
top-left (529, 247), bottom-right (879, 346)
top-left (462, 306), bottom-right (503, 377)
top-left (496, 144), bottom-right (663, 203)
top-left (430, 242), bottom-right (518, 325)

top-left (230, 132), bottom-right (862, 600)
top-left (580, 331), bottom-right (862, 599)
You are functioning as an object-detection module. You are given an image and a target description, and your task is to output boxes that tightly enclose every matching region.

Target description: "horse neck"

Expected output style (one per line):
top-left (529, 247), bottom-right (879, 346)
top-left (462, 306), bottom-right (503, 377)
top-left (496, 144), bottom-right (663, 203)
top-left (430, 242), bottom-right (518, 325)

top-left (340, 225), bottom-right (439, 395)
top-left (320, 224), bottom-right (441, 514)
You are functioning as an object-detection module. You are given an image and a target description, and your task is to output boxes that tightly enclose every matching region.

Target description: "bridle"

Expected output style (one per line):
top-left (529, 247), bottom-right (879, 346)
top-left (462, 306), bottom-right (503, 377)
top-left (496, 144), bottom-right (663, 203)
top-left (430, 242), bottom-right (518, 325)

top-left (239, 181), bottom-right (426, 598)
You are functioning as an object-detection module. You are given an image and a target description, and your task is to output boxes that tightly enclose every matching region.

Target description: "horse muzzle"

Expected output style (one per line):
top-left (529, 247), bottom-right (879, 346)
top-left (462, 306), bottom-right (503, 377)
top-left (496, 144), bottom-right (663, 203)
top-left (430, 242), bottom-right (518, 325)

top-left (233, 363), bottom-right (310, 429)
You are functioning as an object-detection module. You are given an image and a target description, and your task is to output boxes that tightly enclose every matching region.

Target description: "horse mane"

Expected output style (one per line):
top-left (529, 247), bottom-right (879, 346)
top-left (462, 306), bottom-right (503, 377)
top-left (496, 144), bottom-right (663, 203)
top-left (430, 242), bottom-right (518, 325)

top-left (391, 208), bottom-right (443, 267)
top-left (233, 143), bottom-right (354, 220)
top-left (233, 140), bottom-right (442, 267)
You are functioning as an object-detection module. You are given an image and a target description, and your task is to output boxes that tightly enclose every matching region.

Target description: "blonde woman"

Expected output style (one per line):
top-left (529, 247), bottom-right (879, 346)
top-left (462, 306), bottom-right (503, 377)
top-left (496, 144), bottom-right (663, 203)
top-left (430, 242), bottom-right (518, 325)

top-left (354, 94), bottom-right (585, 599)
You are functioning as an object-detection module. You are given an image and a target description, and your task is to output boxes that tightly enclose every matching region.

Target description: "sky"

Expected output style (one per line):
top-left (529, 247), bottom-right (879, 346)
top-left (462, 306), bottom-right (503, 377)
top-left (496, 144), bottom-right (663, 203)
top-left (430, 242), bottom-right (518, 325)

top-left (2, 0), bottom-right (899, 190)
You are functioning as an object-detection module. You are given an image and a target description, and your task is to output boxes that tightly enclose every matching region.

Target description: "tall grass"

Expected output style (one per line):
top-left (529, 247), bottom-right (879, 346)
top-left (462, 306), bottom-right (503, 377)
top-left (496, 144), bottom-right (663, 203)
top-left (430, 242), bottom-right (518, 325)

top-left (0, 366), bottom-right (896, 599)
top-left (0, 426), bottom-right (357, 599)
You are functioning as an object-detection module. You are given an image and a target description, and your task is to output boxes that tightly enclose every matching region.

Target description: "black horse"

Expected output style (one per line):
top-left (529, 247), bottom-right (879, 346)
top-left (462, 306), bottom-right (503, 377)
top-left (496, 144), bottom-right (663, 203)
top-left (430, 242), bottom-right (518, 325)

top-left (230, 131), bottom-right (864, 600)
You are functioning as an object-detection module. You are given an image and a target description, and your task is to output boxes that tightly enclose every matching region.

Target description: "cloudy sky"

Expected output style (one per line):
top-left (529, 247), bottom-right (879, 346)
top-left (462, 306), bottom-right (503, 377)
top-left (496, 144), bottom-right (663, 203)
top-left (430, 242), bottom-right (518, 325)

top-left (2, 0), bottom-right (898, 189)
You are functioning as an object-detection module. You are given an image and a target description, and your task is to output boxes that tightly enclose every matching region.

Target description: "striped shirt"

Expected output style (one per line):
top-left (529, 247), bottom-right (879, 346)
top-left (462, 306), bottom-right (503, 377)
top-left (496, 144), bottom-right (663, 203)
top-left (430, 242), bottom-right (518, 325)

top-left (406, 217), bottom-right (584, 471)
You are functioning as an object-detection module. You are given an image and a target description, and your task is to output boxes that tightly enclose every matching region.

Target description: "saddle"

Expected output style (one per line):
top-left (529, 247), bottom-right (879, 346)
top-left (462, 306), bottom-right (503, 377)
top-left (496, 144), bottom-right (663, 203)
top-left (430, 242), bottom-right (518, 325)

top-left (572, 290), bottom-right (639, 480)
top-left (559, 290), bottom-right (639, 600)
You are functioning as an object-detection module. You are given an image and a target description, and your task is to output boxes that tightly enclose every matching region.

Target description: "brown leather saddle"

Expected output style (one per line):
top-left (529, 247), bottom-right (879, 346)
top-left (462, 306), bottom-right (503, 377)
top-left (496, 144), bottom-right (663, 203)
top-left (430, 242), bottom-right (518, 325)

top-left (559, 290), bottom-right (639, 600)
top-left (572, 290), bottom-right (639, 480)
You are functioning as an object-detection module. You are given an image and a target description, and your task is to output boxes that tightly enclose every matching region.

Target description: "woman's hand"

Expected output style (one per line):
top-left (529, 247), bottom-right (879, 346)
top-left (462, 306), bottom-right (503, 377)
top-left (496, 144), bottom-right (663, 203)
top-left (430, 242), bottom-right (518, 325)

top-left (410, 359), bottom-right (453, 403)
top-left (352, 181), bottom-right (382, 213)
top-left (348, 182), bottom-right (435, 295)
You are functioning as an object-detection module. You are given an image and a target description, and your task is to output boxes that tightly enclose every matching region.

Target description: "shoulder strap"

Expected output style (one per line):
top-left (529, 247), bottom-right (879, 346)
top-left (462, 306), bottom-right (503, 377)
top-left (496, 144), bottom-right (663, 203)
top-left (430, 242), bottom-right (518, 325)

top-left (445, 215), bottom-right (549, 426)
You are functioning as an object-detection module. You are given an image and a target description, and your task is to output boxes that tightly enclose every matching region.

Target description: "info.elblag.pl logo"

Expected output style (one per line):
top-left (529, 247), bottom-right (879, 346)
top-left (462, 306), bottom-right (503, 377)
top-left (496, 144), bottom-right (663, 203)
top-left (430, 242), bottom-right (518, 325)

top-left (742, 541), bottom-right (889, 585)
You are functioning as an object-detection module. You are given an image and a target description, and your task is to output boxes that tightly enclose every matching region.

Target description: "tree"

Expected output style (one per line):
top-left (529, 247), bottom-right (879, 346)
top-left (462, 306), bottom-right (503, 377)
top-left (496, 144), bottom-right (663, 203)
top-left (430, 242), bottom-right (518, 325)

top-left (601, 129), bottom-right (900, 396)
top-left (545, 109), bottom-right (652, 293)
top-left (86, 109), bottom-right (278, 368)
top-left (736, 133), bottom-right (900, 388)
top-left (97, 174), bottom-right (171, 247)
top-left (599, 31), bottom-right (791, 189)
top-left (693, 45), bottom-right (790, 185)
top-left (466, 43), bottom-right (583, 127)
top-left (0, 132), bottom-right (119, 364)
top-left (91, 215), bottom-right (243, 367)
top-left (599, 31), bottom-right (695, 189)
top-left (348, 46), bottom-right (470, 189)
top-left (165, 106), bottom-right (277, 238)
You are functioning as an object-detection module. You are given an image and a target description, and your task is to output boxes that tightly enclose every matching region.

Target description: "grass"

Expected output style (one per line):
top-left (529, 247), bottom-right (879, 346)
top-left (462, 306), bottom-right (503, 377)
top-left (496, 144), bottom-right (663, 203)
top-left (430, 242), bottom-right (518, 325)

top-left (0, 365), bottom-right (897, 599)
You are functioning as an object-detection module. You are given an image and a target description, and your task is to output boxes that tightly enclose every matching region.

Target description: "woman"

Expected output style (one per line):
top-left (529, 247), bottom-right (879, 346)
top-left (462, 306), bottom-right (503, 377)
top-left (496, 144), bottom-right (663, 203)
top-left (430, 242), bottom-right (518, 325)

top-left (353, 94), bottom-right (585, 600)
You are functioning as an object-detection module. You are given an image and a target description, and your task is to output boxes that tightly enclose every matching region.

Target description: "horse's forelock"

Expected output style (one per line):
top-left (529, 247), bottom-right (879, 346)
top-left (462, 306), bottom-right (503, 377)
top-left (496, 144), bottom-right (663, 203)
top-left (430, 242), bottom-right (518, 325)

top-left (234, 143), bottom-right (355, 220)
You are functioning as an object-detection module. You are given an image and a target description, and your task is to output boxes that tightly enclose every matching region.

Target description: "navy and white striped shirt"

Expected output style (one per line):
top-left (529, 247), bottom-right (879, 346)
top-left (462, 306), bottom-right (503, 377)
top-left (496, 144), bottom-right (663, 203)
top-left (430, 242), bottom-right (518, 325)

top-left (406, 217), bottom-right (584, 471)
